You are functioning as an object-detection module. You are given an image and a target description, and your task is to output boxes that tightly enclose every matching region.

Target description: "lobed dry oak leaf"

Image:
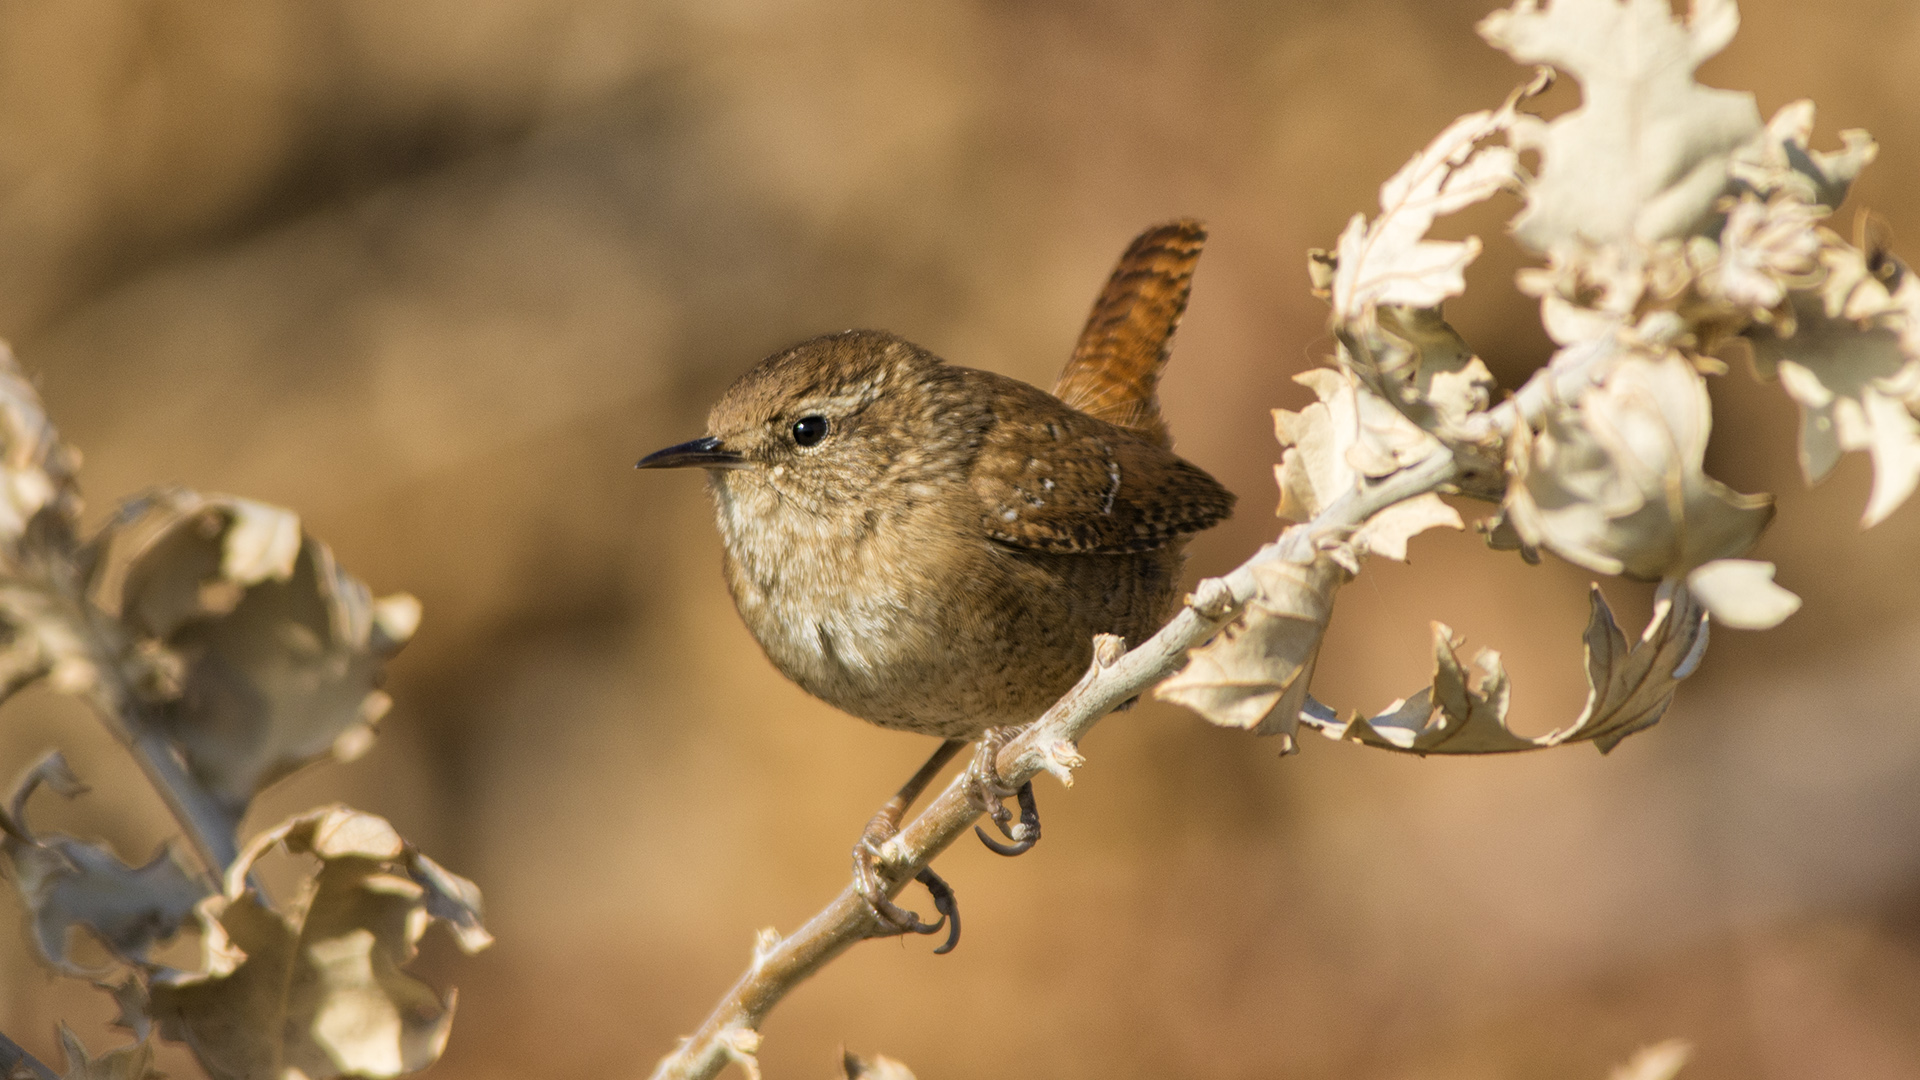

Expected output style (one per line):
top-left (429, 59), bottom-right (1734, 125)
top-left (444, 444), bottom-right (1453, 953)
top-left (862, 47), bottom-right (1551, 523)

top-left (44, 1024), bottom-right (161, 1080)
top-left (1324, 97), bottom-right (1525, 321)
top-left (84, 490), bottom-right (422, 836)
top-left (1302, 579), bottom-right (1708, 755)
top-left (1481, 0), bottom-right (1762, 254)
top-left (150, 805), bottom-right (490, 1080)
top-left (1273, 368), bottom-right (1464, 562)
top-left (1747, 242), bottom-right (1920, 526)
top-left (0, 753), bottom-right (208, 976)
top-left (1503, 349), bottom-right (1795, 627)
top-left (840, 1050), bottom-right (918, 1080)
top-left (1309, 70), bottom-right (1529, 461)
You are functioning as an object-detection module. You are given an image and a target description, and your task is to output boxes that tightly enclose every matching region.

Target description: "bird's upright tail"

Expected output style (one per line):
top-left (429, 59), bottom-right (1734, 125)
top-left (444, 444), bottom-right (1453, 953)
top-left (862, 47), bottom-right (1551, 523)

top-left (1051, 218), bottom-right (1207, 449)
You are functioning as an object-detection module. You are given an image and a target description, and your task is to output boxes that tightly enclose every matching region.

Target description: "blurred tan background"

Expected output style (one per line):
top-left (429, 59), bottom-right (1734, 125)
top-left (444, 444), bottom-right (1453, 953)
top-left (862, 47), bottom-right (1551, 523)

top-left (0, 1), bottom-right (1918, 1077)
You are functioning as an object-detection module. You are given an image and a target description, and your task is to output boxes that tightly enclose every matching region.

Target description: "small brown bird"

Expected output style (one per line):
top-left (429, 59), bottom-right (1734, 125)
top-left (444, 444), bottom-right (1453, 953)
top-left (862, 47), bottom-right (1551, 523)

top-left (640, 221), bottom-right (1233, 948)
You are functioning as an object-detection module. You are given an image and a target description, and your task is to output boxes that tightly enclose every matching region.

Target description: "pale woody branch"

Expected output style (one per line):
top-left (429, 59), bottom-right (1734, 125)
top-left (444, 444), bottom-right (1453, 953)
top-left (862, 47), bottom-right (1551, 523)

top-left (649, 446), bottom-right (1463, 1080)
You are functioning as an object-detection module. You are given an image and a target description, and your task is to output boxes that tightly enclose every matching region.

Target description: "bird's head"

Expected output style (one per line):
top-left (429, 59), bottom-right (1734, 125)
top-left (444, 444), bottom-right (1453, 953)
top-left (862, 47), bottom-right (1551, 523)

top-left (638, 330), bottom-right (981, 519)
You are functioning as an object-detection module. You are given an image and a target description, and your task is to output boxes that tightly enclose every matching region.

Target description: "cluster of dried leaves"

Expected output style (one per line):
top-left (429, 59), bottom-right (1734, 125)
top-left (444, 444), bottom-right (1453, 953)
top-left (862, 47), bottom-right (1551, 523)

top-left (0, 346), bottom-right (488, 1077)
top-left (1160, 0), bottom-right (1908, 756)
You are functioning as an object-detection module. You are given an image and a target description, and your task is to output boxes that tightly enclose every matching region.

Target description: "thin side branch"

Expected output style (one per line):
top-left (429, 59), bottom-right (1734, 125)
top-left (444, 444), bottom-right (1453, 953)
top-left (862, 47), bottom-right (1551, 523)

top-left (51, 563), bottom-right (239, 874)
top-left (648, 447), bottom-right (1462, 1080)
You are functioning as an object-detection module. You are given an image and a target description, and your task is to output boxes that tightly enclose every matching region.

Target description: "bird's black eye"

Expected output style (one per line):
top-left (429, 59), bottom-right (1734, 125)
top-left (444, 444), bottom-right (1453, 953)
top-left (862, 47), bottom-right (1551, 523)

top-left (791, 415), bottom-right (829, 447)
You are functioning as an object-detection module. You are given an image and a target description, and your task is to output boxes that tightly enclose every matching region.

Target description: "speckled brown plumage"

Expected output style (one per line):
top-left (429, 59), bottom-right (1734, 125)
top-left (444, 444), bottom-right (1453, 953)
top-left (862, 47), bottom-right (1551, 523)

top-left (640, 223), bottom-right (1234, 739)
top-left (1051, 218), bottom-right (1207, 448)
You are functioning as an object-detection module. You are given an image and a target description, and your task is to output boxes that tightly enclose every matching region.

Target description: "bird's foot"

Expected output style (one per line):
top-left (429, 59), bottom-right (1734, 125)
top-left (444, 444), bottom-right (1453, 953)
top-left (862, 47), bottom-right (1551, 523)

top-left (852, 805), bottom-right (961, 954)
top-left (968, 726), bottom-right (1041, 857)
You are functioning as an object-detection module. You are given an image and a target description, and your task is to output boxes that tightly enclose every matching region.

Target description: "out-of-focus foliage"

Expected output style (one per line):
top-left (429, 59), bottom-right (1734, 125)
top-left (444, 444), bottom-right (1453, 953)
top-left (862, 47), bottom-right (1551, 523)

top-left (86, 489), bottom-right (422, 830)
top-left (0, 753), bottom-right (205, 975)
top-left (151, 807), bottom-right (489, 1080)
top-left (45, 1022), bottom-right (162, 1080)
top-left (0, 344), bottom-right (482, 1074)
top-left (1161, 0), bottom-right (1910, 759)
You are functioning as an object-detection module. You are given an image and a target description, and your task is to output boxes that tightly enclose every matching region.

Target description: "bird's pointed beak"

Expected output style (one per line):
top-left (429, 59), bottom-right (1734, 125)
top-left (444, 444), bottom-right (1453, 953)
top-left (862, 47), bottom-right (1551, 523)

top-left (636, 435), bottom-right (750, 470)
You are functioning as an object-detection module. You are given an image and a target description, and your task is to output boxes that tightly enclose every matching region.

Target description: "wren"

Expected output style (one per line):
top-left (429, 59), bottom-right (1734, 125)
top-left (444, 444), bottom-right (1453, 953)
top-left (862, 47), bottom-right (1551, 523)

top-left (640, 221), bottom-right (1234, 948)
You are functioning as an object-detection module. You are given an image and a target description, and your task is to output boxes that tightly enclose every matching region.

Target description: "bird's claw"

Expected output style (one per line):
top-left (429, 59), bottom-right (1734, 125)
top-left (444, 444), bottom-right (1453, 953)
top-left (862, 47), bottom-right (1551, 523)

top-left (968, 727), bottom-right (1041, 857)
top-left (852, 826), bottom-right (960, 954)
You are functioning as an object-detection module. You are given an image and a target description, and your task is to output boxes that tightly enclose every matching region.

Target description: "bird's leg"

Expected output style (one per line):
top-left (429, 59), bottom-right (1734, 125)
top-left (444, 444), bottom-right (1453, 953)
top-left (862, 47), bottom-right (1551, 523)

top-left (854, 737), bottom-right (965, 953)
top-left (968, 726), bottom-right (1041, 857)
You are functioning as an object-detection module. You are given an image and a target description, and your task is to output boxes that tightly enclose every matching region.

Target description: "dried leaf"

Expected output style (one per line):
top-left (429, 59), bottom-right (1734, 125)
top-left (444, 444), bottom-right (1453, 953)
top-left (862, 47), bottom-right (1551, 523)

top-left (1713, 194), bottom-right (1825, 311)
top-left (1372, 307), bottom-right (1501, 440)
top-left (0, 341), bottom-right (81, 563)
top-left (1748, 260), bottom-right (1920, 526)
top-left (50, 1026), bottom-right (161, 1080)
top-left (1685, 558), bottom-right (1799, 629)
top-left (0, 341), bottom-right (91, 705)
top-left (1609, 1040), bottom-right (1693, 1080)
top-left (1731, 100), bottom-right (1876, 211)
top-left (1303, 580), bottom-right (1708, 755)
top-left (1155, 556), bottom-right (1347, 750)
top-left (152, 806), bottom-right (489, 1080)
top-left (841, 1050), bottom-right (918, 1080)
top-left (1481, 0), bottom-right (1762, 252)
top-left (1328, 109), bottom-right (1522, 318)
top-left (86, 490), bottom-right (421, 827)
top-left (100, 975), bottom-right (151, 1042)
top-left (1273, 369), bottom-right (1464, 562)
top-left (1505, 349), bottom-right (1774, 579)
top-left (0, 754), bottom-right (208, 975)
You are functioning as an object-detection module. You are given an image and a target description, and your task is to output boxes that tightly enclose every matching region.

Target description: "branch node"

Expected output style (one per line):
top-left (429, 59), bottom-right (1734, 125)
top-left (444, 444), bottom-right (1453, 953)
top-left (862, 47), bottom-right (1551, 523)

top-left (1091, 633), bottom-right (1125, 668)
top-left (749, 927), bottom-right (780, 972)
top-left (720, 1027), bottom-right (763, 1080)
top-left (1043, 740), bottom-right (1085, 786)
top-left (1188, 577), bottom-right (1236, 620)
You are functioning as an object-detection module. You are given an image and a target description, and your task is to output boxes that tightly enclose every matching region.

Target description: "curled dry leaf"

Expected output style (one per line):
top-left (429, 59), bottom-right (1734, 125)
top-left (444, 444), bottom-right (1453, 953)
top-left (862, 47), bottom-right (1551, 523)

top-left (0, 753), bottom-right (208, 975)
top-left (1713, 194), bottom-right (1826, 311)
top-left (1315, 79), bottom-right (1524, 457)
top-left (1302, 580), bottom-right (1708, 755)
top-left (85, 489), bottom-right (422, 830)
top-left (1481, 0), bottom-right (1761, 253)
top-left (151, 805), bottom-right (490, 1080)
top-left (1504, 350), bottom-right (1780, 601)
top-left (1273, 368), bottom-right (1463, 562)
top-left (1327, 104), bottom-right (1521, 318)
top-left (1155, 555), bottom-right (1347, 751)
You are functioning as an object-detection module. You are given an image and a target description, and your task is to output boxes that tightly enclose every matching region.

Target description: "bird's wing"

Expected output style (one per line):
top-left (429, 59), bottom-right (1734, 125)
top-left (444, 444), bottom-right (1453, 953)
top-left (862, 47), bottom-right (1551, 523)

top-left (971, 380), bottom-right (1234, 555)
top-left (1051, 219), bottom-right (1207, 450)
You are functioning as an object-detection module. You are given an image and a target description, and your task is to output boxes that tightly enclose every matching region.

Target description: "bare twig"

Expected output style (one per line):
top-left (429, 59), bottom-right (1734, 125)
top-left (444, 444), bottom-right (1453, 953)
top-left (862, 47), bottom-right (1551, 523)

top-left (648, 448), bottom-right (1462, 1080)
